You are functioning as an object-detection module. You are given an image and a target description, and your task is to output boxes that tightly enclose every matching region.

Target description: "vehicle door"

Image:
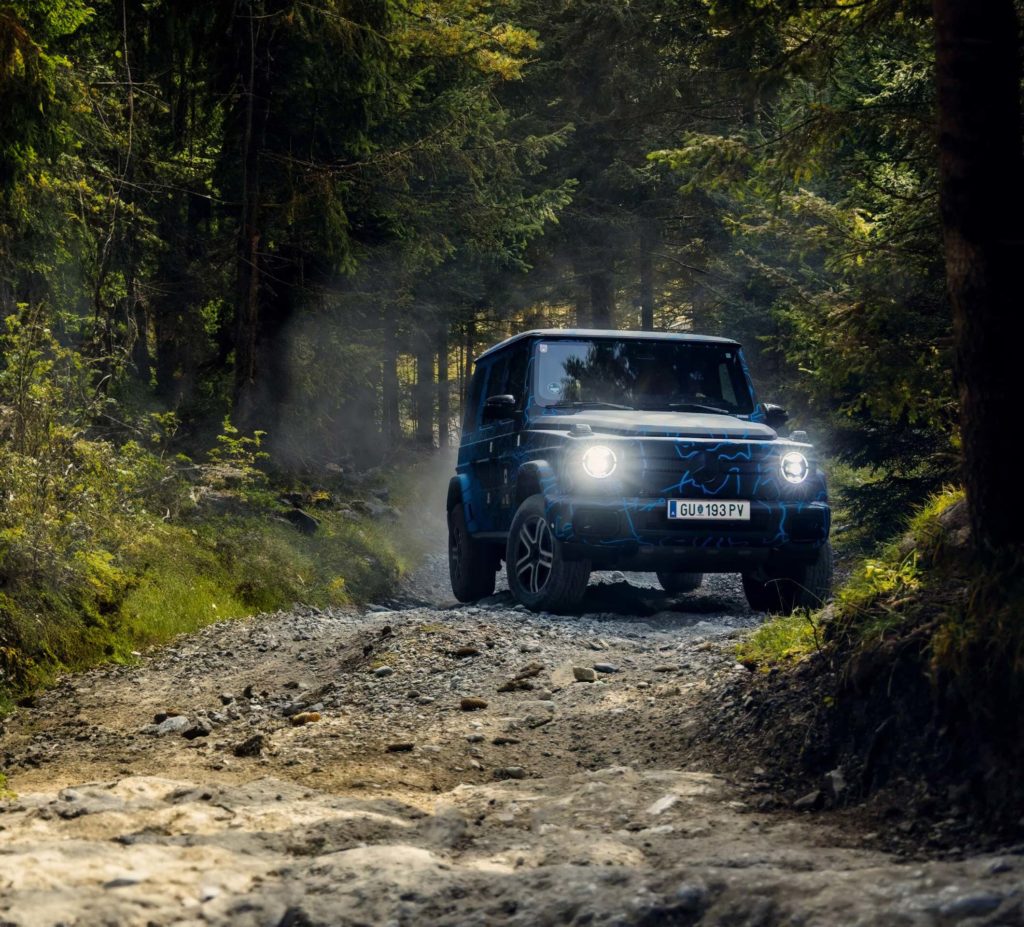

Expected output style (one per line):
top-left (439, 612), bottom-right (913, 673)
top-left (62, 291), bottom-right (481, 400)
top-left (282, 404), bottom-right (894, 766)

top-left (471, 352), bottom-right (511, 533)
top-left (494, 342), bottom-right (531, 531)
top-left (456, 361), bottom-right (489, 530)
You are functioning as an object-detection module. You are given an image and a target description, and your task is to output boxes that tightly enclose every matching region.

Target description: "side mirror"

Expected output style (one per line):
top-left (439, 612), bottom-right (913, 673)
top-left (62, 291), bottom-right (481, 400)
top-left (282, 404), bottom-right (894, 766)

top-left (483, 394), bottom-right (517, 423)
top-left (758, 402), bottom-right (789, 431)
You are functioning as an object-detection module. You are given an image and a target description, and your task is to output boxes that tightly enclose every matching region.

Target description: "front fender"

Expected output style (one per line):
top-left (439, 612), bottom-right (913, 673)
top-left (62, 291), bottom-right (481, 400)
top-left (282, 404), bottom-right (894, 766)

top-left (514, 459), bottom-right (560, 506)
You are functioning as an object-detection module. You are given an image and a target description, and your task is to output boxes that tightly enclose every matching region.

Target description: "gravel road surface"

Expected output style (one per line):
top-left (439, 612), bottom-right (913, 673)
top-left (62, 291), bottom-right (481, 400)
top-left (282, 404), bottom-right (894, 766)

top-left (0, 554), bottom-right (1020, 926)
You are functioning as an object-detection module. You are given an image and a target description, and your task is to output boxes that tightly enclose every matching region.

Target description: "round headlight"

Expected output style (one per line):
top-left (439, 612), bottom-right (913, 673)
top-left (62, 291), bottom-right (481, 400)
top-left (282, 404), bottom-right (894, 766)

top-left (582, 445), bottom-right (617, 479)
top-left (780, 451), bottom-right (809, 484)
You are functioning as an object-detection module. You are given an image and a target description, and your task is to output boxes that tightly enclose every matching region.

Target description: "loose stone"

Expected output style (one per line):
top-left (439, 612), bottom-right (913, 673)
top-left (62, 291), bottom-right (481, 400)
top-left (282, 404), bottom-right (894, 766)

top-left (233, 734), bottom-right (265, 758)
top-left (153, 716), bottom-right (190, 736)
top-left (793, 790), bottom-right (822, 811)
top-left (494, 766), bottom-right (526, 780)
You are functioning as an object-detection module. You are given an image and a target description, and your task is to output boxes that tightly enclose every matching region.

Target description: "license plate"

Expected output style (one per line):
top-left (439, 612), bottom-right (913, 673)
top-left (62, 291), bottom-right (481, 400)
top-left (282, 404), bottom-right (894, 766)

top-left (667, 499), bottom-right (750, 521)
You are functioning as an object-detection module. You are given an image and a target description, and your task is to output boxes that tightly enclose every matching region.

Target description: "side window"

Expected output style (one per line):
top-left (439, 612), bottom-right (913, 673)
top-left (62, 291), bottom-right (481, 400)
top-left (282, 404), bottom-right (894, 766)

top-left (487, 354), bottom-right (510, 401)
top-left (464, 364), bottom-right (486, 433)
top-left (505, 344), bottom-right (529, 407)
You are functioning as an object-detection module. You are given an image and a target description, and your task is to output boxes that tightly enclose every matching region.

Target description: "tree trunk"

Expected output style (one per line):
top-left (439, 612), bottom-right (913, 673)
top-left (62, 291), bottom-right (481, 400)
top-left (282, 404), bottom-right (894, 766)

top-left (414, 331), bottom-right (435, 447)
top-left (381, 308), bottom-right (402, 446)
top-left (462, 316), bottom-right (475, 405)
top-left (232, 1), bottom-right (270, 427)
top-left (129, 297), bottom-right (151, 380)
top-left (437, 323), bottom-right (450, 449)
top-left (589, 269), bottom-right (615, 329)
top-left (639, 220), bottom-right (656, 331)
top-left (932, 0), bottom-right (1024, 550)
top-left (571, 256), bottom-right (589, 327)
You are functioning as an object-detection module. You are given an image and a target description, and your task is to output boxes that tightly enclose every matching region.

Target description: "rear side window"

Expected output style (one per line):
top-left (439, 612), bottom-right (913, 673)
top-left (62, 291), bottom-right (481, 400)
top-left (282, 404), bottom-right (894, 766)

top-left (485, 353), bottom-right (510, 404)
top-left (505, 344), bottom-right (529, 407)
top-left (463, 366), bottom-right (486, 433)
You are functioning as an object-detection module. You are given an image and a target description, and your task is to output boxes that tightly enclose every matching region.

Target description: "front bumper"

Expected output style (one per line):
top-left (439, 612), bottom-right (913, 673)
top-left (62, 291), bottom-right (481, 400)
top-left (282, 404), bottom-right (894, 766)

top-left (547, 495), bottom-right (830, 571)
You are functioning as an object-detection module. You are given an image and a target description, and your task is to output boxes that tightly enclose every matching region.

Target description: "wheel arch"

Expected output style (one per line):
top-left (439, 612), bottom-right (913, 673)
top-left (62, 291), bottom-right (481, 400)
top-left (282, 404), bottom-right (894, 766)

top-left (446, 475), bottom-right (468, 513)
top-left (513, 460), bottom-right (557, 508)
top-left (447, 473), bottom-right (482, 534)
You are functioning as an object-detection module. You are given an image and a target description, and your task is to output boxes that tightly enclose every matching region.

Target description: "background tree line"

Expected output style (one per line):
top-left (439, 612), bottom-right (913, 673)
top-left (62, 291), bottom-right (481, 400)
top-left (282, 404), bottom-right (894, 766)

top-left (1, 0), bottom-right (972, 528)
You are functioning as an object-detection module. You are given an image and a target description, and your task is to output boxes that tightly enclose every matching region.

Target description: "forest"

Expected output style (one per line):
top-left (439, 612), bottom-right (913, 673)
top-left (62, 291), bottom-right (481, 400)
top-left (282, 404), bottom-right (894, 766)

top-left (0, 0), bottom-right (1022, 827)
top-left (0, 0), bottom-right (963, 475)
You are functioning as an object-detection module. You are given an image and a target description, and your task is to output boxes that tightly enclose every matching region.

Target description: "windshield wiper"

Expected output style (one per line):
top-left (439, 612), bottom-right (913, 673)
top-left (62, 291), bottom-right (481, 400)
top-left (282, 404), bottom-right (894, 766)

top-left (665, 401), bottom-right (732, 415)
top-left (549, 400), bottom-right (634, 411)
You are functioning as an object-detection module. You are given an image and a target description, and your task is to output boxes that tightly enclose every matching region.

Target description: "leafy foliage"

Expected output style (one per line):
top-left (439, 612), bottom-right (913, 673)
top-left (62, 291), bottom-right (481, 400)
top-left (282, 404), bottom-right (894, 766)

top-left (650, 3), bottom-right (953, 527)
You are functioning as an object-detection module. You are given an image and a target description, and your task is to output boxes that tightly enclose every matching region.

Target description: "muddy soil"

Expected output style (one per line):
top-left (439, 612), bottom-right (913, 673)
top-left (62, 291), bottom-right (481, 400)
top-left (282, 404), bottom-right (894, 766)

top-left (1, 556), bottom-right (1021, 926)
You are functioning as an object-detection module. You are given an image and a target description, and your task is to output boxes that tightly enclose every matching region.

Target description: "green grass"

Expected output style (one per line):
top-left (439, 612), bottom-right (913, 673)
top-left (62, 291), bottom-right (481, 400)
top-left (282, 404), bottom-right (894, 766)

top-left (0, 507), bottom-right (408, 710)
top-left (738, 611), bottom-right (823, 667)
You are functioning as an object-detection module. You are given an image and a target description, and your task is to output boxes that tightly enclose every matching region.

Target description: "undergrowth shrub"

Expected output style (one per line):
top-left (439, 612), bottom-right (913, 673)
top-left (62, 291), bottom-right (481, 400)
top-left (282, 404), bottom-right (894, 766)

top-left (739, 487), bottom-right (963, 670)
top-left (0, 308), bottom-right (408, 706)
top-left (739, 485), bottom-right (1024, 824)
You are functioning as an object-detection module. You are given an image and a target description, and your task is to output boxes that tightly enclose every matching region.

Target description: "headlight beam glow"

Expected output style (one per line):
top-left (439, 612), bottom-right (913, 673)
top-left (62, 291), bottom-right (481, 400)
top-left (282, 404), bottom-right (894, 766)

top-left (582, 445), bottom-right (617, 479)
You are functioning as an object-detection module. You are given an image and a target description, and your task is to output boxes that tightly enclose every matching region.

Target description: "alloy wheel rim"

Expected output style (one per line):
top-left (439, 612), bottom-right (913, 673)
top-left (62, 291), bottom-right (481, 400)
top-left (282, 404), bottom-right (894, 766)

top-left (514, 515), bottom-right (554, 594)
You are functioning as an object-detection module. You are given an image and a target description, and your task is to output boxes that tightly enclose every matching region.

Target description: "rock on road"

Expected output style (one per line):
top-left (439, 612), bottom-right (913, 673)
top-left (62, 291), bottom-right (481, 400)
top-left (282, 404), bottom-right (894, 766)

top-left (0, 559), bottom-right (1021, 926)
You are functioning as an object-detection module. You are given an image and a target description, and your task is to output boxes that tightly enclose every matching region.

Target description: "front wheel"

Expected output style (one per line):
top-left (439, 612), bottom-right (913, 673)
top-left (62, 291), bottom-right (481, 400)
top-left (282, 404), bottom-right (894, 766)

top-left (742, 542), bottom-right (833, 615)
top-left (448, 503), bottom-right (498, 602)
top-left (657, 571), bottom-right (704, 594)
top-left (506, 495), bottom-right (590, 613)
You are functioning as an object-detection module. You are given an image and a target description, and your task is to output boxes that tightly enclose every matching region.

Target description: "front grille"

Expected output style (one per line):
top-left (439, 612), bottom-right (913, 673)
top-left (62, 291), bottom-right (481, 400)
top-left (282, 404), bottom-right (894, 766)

top-left (634, 440), bottom-right (779, 500)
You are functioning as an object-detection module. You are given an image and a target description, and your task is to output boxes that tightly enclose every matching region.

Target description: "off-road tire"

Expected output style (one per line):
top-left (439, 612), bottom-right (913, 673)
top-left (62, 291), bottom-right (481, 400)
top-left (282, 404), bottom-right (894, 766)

top-left (742, 542), bottom-right (833, 615)
top-left (656, 571), bottom-right (704, 594)
top-left (448, 503), bottom-right (498, 602)
top-left (506, 494), bottom-right (590, 613)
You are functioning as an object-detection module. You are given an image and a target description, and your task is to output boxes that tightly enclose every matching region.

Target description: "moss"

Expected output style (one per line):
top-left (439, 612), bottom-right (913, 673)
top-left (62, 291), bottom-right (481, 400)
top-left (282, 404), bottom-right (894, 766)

top-left (737, 611), bottom-right (823, 668)
top-left (0, 506), bottom-right (407, 705)
top-left (827, 486), bottom-right (964, 647)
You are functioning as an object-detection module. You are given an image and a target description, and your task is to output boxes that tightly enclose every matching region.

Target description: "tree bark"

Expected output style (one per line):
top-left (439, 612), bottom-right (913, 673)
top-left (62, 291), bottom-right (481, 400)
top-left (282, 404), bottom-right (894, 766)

top-left (589, 269), bottom-right (615, 329)
top-left (414, 329), bottom-right (435, 447)
top-left (462, 315), bottom-right (475, 406)
top-left (932, 0), bottom-right (1024, 550)
top-left (571, 255), bottom-right (589, 327)
top-left (381, 307), bottom-right (402, 446)
top-left (232, 0), bottom-right (270, 427)
top-left (437, 323), bottom-right (450, 449)
top-left (129, 296), bottom-right (150, 381)
top-left (639, 220), bottom-right (656, 331)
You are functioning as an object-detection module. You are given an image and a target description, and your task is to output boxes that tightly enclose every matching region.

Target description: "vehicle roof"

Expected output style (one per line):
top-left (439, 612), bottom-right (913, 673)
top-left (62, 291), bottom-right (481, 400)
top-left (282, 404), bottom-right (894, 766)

top-left (475, 328), bottom-right (739, 363)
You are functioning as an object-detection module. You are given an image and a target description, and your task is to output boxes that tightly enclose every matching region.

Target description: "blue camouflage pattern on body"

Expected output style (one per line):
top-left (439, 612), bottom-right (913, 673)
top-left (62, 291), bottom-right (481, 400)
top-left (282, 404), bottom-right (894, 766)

top-left (452, 331), bottom-right (829, 562)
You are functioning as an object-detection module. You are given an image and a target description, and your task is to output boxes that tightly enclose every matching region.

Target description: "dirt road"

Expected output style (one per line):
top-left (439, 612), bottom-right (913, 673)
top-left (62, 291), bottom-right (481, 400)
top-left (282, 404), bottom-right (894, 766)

top-left (0, 557), bottom-right (1020, 926)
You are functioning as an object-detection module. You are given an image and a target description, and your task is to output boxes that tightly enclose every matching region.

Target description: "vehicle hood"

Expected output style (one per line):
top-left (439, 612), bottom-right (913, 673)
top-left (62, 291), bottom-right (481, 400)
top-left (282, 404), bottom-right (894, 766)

top-left (530, 409), bottom-right (778, 441)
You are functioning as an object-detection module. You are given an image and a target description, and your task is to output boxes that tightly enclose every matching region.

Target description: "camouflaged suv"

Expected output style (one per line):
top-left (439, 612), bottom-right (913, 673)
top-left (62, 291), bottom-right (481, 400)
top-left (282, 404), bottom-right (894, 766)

top-left (447, 329), bottom-right (832, 613)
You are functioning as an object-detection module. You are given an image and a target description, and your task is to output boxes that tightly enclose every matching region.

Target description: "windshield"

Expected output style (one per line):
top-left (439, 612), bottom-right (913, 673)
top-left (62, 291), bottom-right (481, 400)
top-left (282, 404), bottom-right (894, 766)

top-left (532, 339), bottom-right (754, 415)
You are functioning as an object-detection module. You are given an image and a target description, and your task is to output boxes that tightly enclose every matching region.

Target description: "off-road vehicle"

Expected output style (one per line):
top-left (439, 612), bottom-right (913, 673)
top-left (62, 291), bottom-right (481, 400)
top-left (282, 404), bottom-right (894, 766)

top-left (447, 329), bottom-right (831, 613)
